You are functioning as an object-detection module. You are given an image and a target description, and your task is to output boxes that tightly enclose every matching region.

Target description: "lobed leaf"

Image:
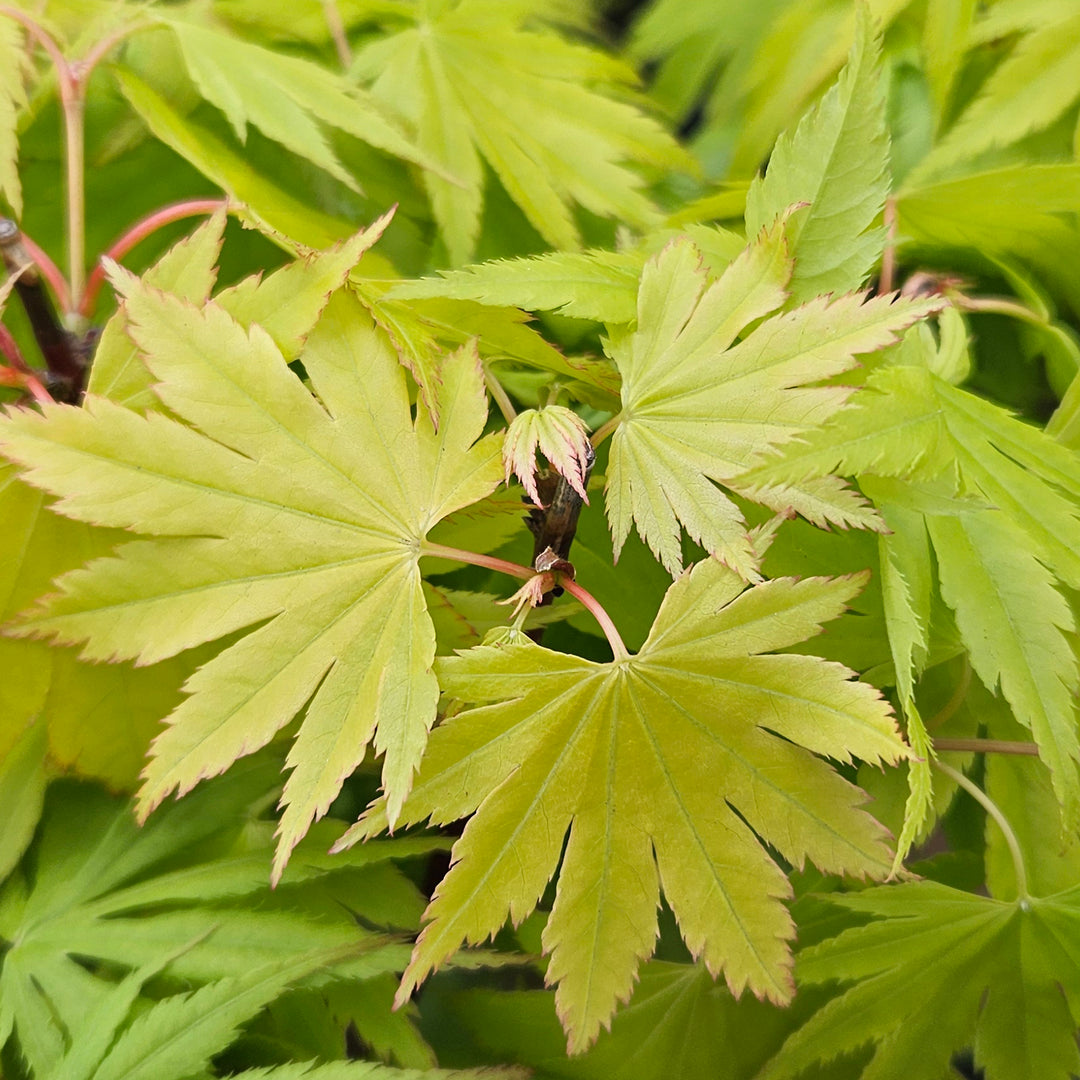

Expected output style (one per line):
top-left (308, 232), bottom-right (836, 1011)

top-left (159, 16), bottom-right (441, 189)
top-left (606, 228), bottom-right (940, 577)
top-left (389, 249), bottom-right (643, 324)
top-left (352, 0), bottom-right (695, 263)
top-left (761, 881), bottom-right (1080, 1080)
top-left (0, 282), bottom-right (503, 877)
top-left (342, 560), bottom-right (903, 1051)
top-left (912, 11), bottom-right (1080, 181)
top-left (0, 15), bottom-right (29, 217)
top-left (745, 5), bottom-right (890, 303)
top-left (747, 363), bottom-right (1080, 835)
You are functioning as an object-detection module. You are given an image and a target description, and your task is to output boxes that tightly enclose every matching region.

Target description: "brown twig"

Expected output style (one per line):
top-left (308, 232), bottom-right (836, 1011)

top-left (1, 219), bottom-right (91, 402)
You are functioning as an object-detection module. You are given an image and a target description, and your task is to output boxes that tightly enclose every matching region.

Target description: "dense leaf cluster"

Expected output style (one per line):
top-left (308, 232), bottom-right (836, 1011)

top-left (0, 1), bottom-right (1078, 1078)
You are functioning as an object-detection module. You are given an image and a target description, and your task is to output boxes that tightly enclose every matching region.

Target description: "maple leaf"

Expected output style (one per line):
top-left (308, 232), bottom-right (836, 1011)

top-left (911, 8), bottom-right (1080, 182)
top-left (0, 15), bottom-right (29, 218)
top-left (0, 282), bottom-right (503, 879)
top-left (0, 758), bottom-right (438, 1078)
top-left (744, 363), bottom-right (1080, 835)
top-left (385, 222), bottom-right (745, 329)
top-left (628, 0), bottom-right (787, 121)
top-left (340, 559), bottom-right (905, 1051)
top-left (744, 5), bottom-right (890, 305)
top-left (604, 226), bottom-right (942, 578)
top-left (760, 881), bottom-right (1080, 1080)
top-left (353, 284), bottom-right (621, 422)
top-left (503, 405), bottom-right (592, 507)
top-left (154, 14), bottom-right (442, 191)
top-left (389, 248), bottom-right (644, 324)
top-left (351, 0), bottom-right (695, 264)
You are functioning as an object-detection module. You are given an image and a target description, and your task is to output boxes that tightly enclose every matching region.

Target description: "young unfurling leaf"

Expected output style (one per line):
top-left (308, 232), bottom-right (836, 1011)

top-left (503, 405), bottom-right (592, 507)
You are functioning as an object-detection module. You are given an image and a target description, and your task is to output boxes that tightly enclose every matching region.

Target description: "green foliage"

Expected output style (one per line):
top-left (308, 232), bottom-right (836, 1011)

top-left (0, 0), bottom-right (1078, 1077)
top-left (744, 6), bottom-right (889, 304)
top-left (342, 562), bottom-right (903, 1048)
top-left (350, 0), bottom-right (694, 263)
top-left (0, 17), bottom-right (27, 218)
top-left (0, 755), bottom-right (447, 1076)
top-left (605, 226), bottom-right (936, 577)
top-left (762, 882), bottom-right (1080, 1080)
top-left (0, 260), bottom-right (503, 879)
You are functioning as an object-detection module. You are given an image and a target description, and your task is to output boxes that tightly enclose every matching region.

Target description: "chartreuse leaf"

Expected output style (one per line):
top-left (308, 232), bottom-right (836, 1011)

top-left (912, 9), bottom-right (1080, 181)
top-left (355, 287), bottom-right (621, 416)
top-left (896, 165), bottom-right (1080, 292)
top-left (0, 15), bottom-right (28, 217)
top-left (605, 227), bottom-right (939, 577)
top-left (385, 223), bottom-right (745, 330)
top-left (234, 1064), bottom-right (523, 1079)
top-left (867, 484), bottom-right (935, 866)
top-left (0, 715), bottom-right (46, 882)
top-left (87, 210), bottom-right (228, 410)
top-left (389, 249), bottom-right (643, 324)
top-left (113, 67), bottom-right (355, 250)
top-left (744, 363), bottom-right (1080, 832)
top-left (0, 458), bottom-right (193, 790)
top-left (628, 0), bottom-right (789, 122)
top-left (928, 508), bottom-right (1080, 830)
top-left (744, 6), bottom-right (889, 304)
top-left (921, 0), bottom-right (976, 127)
top-left (155, 14), bottom-right (439, 189)
top-left (352, 0), bottom-right (694, 263)
top-left (760, 881), bottom-right (1080, 1080)
top-left (90, 196), bottom-right (390, 416)
top-left (0, 759), bottom-right (437, 1074)
top-left (725, 0), bottom-right (912, 179)
top-left (214, 209), bottom-right (395, 355)
top-left (0, 283), bottom-right (503, 878)
top-left (340, 560), bottom-right (904, 1051)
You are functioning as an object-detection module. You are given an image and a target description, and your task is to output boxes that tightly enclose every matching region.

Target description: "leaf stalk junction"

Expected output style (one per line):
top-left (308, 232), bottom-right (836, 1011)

top-left (421, 541), bottom-right (629, 660)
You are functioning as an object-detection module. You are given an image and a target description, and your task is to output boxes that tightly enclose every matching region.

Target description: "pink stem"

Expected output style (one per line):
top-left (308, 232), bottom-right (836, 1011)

top-left (421, 540), bottom-right (630, 657)
top-left (22, 372), bottom-right (53, 404)
top-left (561, 578), bottom-right (629, 660)
top-left (18, 233), bottom-right (71, 312)
top-left (421, 542), bottom-right (536, 581)
top-left (77, 20), bottom-right (149, 82)
top-left (80, 199), bottom-right (229, 316)
top-left (0, 324), bottom-right (54, 404)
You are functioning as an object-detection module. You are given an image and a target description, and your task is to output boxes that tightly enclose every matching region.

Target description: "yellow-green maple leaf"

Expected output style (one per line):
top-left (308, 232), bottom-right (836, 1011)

top-left (0, 15), bottom-right (29, 217)
top-left (0, 286), bottom-right (503, 880)
top-left (604, 227), bottom-right (942, 579)
top-left (352, 0), bottom-right (694, 264)
top-left (341, 560), bottom-right (905, 1051)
